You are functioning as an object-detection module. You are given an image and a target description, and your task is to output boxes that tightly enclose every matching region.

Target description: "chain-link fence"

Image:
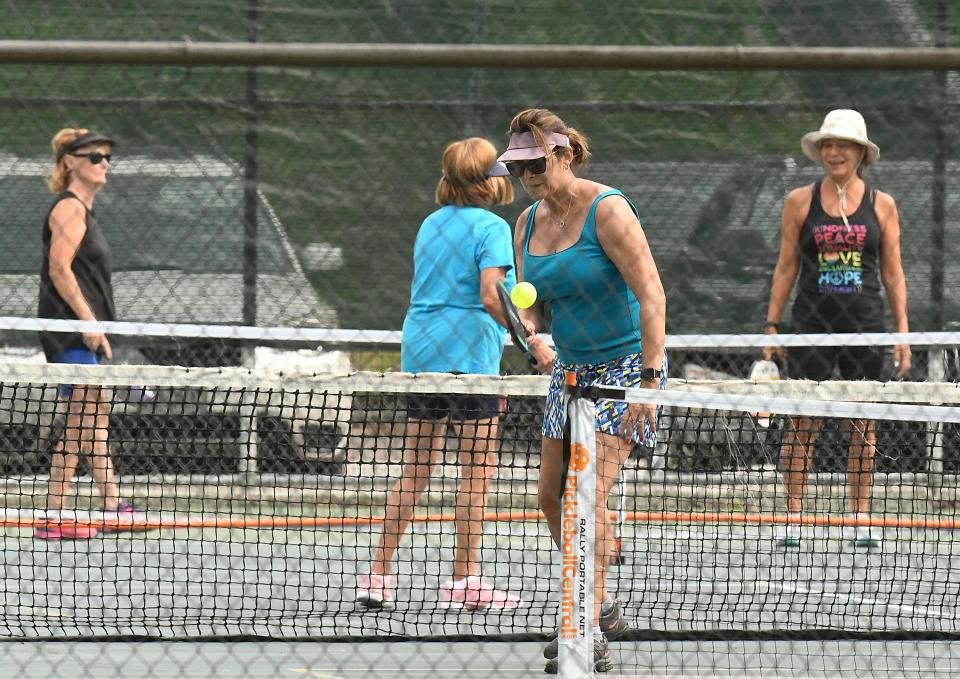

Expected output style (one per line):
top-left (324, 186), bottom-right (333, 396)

top-left (2, 3), bottom-right (960, 678)
top-left (1, 1), bottom-right (958, 357)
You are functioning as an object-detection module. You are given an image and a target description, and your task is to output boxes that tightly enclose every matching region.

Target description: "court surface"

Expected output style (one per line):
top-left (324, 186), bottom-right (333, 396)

top-left (3, 639), bottom-right (960, 678)
top-left (2, 519), bottom-right (958, 677)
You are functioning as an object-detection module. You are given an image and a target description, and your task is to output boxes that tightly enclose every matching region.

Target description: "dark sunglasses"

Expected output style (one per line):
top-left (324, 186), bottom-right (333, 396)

top-left (504, 148), bottom-right (562, 178)
top-left (71, 151), bottom-right (112, 165)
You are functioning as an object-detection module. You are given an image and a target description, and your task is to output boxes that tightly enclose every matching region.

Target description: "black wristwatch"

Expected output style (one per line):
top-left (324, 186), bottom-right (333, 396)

top-left (640, 368), bottom-right (664, 380)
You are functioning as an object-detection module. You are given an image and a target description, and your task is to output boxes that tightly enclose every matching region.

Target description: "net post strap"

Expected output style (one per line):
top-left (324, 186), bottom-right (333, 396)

top-left (559, 373), bottom-right (597, 679)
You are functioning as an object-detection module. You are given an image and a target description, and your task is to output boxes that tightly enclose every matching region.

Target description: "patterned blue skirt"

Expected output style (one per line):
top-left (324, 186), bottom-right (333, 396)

top-left (542, 351), bottom-right (668, 446)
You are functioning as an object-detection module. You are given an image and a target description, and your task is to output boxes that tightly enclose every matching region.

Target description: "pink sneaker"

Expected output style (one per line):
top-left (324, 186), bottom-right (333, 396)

top-left (356, 573), bottom-right (396, 610)
top-left (35, 524), bottom-right (99, 540)
top-left (440, 575), bottom-right (522, 610)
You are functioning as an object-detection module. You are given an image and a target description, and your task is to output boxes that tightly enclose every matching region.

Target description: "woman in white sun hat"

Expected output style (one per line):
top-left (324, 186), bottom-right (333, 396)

top-left (763, 109), bottom-right (910, 550)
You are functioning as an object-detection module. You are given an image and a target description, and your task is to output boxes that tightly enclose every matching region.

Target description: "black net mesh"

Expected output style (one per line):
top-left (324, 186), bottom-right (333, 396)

top-left (0, 2), bottom-right (958, 359)
top-left (0, 366), bottom-right (957, 677)
top-left (2, 1), bottom-right (960, 676)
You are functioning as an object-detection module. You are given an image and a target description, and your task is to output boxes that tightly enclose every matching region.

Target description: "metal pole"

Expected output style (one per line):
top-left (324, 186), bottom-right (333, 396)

top-left (927, 0), bottom-right (949, 497)
top-left (5, 42), bottom-right (960, 70)
top-left (931, 0), bottom-right (948, 331)
top-left (242, 0), bottom-right (260, 327)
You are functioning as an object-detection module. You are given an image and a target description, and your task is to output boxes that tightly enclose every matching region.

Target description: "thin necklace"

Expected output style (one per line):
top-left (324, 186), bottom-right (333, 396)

top-left (554, 190), bottom-right (576, 230)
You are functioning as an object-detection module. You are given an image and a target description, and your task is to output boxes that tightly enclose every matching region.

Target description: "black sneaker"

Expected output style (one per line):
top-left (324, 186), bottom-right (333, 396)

top-left (543, 600), bottom-right (628, 659)
top-left (544, 633), bottom-right (612, 674)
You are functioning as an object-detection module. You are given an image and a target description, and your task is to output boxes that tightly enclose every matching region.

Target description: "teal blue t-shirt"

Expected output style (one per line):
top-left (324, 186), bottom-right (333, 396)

top-left (522, 190), bottom-right (642, 365)
top-left (401, 205), bottom-right (516, 375)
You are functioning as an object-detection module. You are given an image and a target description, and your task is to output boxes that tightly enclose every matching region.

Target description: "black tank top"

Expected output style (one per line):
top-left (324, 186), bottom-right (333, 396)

top-left (791, 180), bottom-right (885, 332)
top-left (38, 191), bottom-right (116, 360)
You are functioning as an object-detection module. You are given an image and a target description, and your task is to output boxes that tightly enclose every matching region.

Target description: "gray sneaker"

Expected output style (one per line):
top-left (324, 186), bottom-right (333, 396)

top-left (775, 523), bottom-right (802, 548)
top-left (849, 523), bottom-right (882, 550)
top-left (544, 599), bottom-right (628, 659)
top-left (544, 632), bottom-right (612, 674)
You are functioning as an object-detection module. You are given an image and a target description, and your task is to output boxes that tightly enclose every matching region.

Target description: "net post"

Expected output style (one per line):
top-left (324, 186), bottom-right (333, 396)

top-left (238, 388), bottom-right (259, 475)
top-left (558, 370), bottom-right (596, 679)
top-left (929, 421), bottom-right (945, 503)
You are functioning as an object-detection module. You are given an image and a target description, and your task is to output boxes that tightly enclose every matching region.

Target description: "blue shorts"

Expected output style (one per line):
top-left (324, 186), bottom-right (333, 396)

top-left (50, 348), bottom-right (99, 399)
top-left (542, 351), bottom-right (668, 447)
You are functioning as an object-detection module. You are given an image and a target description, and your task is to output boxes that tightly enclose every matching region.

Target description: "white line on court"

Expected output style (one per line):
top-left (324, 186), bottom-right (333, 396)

top-left (631, 523), bottom-right (955, 622)
top-left (288, 669), bottom-right (345, 679)
top-left (771, 581), bottom-right (952, 621)
top-left (608, 676), bottom-right (844, 679)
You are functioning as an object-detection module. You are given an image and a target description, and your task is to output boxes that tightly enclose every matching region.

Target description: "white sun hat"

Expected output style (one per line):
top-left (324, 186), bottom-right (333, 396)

top-left (801, 109), bottom-right (880, 165)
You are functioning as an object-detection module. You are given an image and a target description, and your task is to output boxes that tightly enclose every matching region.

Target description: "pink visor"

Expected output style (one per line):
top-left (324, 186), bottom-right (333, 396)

top-left (497, 131), bottom-right (570, 161)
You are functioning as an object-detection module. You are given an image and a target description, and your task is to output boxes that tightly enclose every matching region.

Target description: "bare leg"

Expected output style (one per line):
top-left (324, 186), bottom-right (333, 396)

top-left (592, 432), bottom-right (632, 625)
top-left (45, 449), bottom-right (81, 512)
top-left (78, 387), bottom-right (121, 511)
top-left (537, 437), bottom-right (566, 549)
top-left (45, 390), bottom-right (88, 512)
top-left (537, 428), bottom-right (631, 625)
top-left (449, 417), bottom-right (498, 580)
top-left (781, 416), bottom-right (822, 514)
top-left (846, 418), bottom-right (877, 515)
top-left (369, 418), bottom-right (447, 575)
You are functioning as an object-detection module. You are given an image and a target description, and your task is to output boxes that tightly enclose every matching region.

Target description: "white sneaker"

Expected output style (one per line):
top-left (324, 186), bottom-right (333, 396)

top-left (439, 575), bottom-right (522, 610)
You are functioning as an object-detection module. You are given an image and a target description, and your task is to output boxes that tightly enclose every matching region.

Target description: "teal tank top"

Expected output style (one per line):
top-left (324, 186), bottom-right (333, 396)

top-left (522, 189), bottom-right (642, 365)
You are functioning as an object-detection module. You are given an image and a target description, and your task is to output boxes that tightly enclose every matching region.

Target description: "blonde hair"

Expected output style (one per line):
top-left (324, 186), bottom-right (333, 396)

top-left (507, 108), bottom-right (591, 171)
top-left (45, 127), bottom-right (91, 194)
top-left (435, 137), bottom-right (514, 208)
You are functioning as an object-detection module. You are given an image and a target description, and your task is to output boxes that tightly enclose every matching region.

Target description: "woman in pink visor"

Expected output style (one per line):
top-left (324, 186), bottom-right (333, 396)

top-left (500, 108), bottom-right (667, 674)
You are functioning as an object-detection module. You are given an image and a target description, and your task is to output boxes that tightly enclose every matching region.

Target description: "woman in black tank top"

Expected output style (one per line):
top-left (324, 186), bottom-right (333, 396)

top-left (763, 110), bottom-right (910, 550)
top-left (35, 128), bottom-right (137, 541)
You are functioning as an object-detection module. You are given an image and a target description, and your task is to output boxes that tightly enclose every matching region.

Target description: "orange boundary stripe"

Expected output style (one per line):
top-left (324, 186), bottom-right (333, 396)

top-left (625, 511), bottom-right (960, 530)
top-left (7, 510), bottom-right (960, 531)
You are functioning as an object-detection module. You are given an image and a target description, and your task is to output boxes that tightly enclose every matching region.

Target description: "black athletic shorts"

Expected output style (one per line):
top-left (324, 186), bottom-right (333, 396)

top-left (788, 345), bottom-right (885, 381)
top-left (789, 298), bottom-right (886, 381)
top-left (406, 394), bottom-right (506, 422)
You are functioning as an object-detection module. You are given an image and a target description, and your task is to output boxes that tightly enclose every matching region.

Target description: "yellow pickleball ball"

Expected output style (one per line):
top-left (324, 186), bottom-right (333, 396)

top-left (510, 282), bottom-right (537, 309)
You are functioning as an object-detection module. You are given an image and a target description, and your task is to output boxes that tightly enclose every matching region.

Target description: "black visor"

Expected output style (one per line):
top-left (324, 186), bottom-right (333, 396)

top-left (57, 131), bottom-right (116, 160)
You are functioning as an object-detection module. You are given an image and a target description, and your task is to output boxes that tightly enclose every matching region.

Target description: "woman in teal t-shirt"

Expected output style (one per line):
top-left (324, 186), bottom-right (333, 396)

top-left (356, 137), bottom-right (522, 612)
top-left (499, 108), bottom-right (667, 674)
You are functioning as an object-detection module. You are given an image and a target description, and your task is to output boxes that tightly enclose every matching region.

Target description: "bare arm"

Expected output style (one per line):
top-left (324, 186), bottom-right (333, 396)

top-left (876, 191), bottom-right (911, 375)
top-left (479, 266), bottom-right (509, 327)
top-left (594, 196), bottom-right (666, 370)
top-left (49, 199), bottom-right (96, 321)
top-left (595, 195), bottom-right (665, 439)
top-left (47, 199), bottom-right (112, 358)
top-left (876, 192), bottom-right (908, 332)
top-left (766, 188), bottom-right (807, 328)
top-left (763, 187), bottom-right (808, 360)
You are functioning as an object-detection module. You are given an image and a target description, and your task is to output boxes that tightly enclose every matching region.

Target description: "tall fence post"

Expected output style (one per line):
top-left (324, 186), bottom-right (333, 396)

top-left (242, 0), bottom-right (260, 328)
top-left (931, 0), bottom-right (948, 332)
